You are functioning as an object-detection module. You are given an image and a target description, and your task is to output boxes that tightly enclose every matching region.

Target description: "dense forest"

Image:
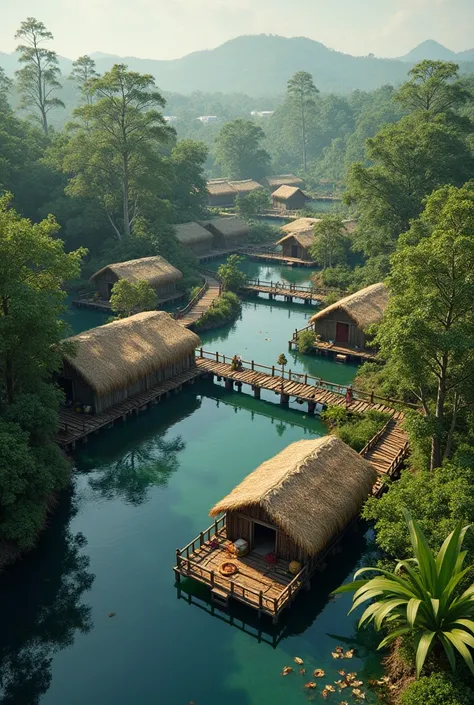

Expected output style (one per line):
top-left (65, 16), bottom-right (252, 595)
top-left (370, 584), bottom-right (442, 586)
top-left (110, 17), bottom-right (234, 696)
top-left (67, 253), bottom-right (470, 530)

top-left (2, 15), bottom-right (474, 703)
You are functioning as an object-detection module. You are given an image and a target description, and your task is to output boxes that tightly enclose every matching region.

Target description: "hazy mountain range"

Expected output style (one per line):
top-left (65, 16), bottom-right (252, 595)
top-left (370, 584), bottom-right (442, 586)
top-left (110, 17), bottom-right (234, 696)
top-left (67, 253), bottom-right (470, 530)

top-left (1, 35), bottom-right (473, 96)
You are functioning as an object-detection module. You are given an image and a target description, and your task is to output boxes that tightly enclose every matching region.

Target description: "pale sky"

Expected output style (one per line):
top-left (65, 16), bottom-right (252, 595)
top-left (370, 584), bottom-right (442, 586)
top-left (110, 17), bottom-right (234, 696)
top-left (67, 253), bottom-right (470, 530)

top-left (1, 0), bottom-right (473, 60)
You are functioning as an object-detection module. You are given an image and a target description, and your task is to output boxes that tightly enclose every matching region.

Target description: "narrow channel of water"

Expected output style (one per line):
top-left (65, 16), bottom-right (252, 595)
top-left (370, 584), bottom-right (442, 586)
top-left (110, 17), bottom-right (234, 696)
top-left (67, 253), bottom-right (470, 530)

top-left (0, 264), bottom-right (380, 705)
top-left (0, 383), bottom-right (381, 705)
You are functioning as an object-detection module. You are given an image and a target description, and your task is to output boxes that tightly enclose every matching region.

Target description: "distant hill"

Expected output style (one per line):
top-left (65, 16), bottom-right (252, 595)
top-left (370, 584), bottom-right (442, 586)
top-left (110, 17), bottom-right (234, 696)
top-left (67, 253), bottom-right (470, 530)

top-left (1, 35), bottom-right (473, 97)
top-left (398, 39), bottom-right (474, 63)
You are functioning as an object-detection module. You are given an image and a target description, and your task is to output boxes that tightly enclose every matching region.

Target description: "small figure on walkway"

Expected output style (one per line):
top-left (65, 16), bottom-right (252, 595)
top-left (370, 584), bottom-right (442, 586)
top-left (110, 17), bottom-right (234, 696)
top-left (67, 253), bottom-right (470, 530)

top-left (231, 354), bottom-right (239, 371)
top-left (345, 385), bottom-right (353, 408)
top-left (237, 355), bottom-right (243, 371)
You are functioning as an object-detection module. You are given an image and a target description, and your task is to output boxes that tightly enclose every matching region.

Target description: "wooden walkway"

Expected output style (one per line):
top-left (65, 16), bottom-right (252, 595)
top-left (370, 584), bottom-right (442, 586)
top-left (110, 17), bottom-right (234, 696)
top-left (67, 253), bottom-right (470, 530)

top-left (239, 249), bottom-right (316, 267)
top-left (57, 368), bottom-right (202, 450)
top-left (363, 419), bottom-right (410, 495)
top-left (195, 356), bottom-right (399, 416)
top-left (242, 280), bottom-right (326, 304)
top-left (178, 275), bottom-right (221, 328)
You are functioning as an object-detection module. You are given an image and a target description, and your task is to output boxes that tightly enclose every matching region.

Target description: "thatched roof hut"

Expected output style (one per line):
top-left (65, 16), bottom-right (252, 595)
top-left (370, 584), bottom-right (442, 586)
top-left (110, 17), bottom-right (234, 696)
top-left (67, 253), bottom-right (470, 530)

top-left (90, 256), bottom-right (182, 301)
top-left (309, 283), bottom-right (388, 349)
top-left (210, 436), bottom-right (376, 559)
top-left (272, 185), bottom-right (309, 211)
top-left (61, 311), bottom-right (200, 413)
top-left (173, 222), bottom-right (214, 255)
top-left (207, 179), bottom-right (237, 206)
top-left (266, 174), bottom-right (304, 192)
top-left (276, 230), bottom-right (316, 262)
top-left (310, 283), bottom-right (388, 330)
top-left (228, 179), bottom-right (264, 195)
top-left (200, 216), bottom-right (248, 247)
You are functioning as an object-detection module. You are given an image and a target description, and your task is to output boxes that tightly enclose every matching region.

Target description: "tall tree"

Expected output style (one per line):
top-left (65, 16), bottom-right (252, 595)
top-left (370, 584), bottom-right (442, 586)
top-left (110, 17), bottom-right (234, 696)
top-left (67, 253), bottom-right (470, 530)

top-left (376, 183), bottom-right (474, 470)
top-left (168, 139), bottom-right (208, 222)
top-left (61, 64), bottom-right (174, 240)
top-left (69, 55), bottom-right (98, 105)
top-left (347, 115), bottom-right (474, 258)
top-left (310, 216), bottom-right (349, 269)
top-left (214, 119), bottom-right (269, 180)
top-left (396, 60), bottom-right (470, 117)
top-left (14, 17), bottom-right (64, 135)
top-left (0, 195), bottom-right (85, 550)
top-left (287, 71), bottom-right (319, 171)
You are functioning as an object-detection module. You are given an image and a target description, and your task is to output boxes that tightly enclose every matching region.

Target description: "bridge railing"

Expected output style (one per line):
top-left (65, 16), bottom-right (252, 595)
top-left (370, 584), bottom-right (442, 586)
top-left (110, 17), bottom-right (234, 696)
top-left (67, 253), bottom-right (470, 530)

top-left (173, 280), bottom-right (208, 320)
top-left (196, 348), bottom-right (420, 410)
top-left (244, 279), bottom-right (345, 296)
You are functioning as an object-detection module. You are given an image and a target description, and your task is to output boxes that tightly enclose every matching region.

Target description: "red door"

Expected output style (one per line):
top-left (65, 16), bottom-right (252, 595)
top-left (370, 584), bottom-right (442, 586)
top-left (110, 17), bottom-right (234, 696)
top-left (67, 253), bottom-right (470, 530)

top-left (335, 322), bottom-right (349, 343)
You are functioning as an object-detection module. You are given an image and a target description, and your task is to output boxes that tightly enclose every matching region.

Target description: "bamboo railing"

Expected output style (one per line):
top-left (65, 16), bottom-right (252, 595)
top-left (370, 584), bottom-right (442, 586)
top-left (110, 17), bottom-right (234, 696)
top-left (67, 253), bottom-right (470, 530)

top-left (244, 279), bottom-right (345, 296)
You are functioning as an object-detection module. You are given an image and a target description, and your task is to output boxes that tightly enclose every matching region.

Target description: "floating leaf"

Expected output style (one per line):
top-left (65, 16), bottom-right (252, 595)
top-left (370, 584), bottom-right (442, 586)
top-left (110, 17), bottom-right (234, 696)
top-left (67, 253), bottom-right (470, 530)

top-left (300, 668), bottom-right (306, 675)
top-left (344, 649), bottom-right (355, 659)
top-left (281, 666), bottom-right (293, 676)
top-left (352, 681), bottom-right (363, 687)
top-left (305, 682), bottom-right (317, 689)
top-left (321, 689), bottom-right (329, 699)
top-left (325, 685), bottom-right (335, 692)
top-left (335, 646), bottom-right (344, 653)
top-left (335, 681), bottom-right (347, 689)
top-left (108, 612), bottom-right (116, 617)
top-left (294, 657), bottom-right (304, 665)
top-left (346, 673), bottom-right (357, 682)
top-left (313, 669), bottom-right (325, 678)
top-left (337, 670), bottom-right (346, 676)
top-left (352, 689), bottom-right (366, 700)
top-left (331, 652), bottom-right (341, 659)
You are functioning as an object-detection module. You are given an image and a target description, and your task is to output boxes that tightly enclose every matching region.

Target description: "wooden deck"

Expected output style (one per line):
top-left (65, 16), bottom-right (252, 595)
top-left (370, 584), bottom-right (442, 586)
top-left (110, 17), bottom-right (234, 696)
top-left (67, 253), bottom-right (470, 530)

top-left (175, 518), bottom-right (299, 619)
top-left (57, 367), bottom-right (202, 449)
top-left (239, 249), bottom-right (316, 267)
top-left (289, 326), bottom-right (378, 362)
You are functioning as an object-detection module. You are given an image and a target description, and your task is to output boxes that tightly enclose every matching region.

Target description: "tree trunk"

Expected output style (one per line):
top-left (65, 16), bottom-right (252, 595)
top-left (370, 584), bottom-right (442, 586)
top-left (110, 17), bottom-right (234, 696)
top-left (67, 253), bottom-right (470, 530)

top-left (301, 97), bottom-right (307, 172)
top-left (443, 392), bottom-right (459, 462)
top-left (122, 154), bottom-right (131, 238)
top-left (430, 360), bottom-right (448, 470)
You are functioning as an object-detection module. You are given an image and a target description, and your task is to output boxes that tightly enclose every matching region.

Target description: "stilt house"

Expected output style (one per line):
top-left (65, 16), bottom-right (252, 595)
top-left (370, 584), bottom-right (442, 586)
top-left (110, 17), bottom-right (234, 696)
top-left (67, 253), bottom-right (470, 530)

top-left (59, 311), bottom-right (200, 414)
top-left (272, 186), bottom-right (309, 211)
top-left (200, 217), bottom-right (249, 248)
top-left (173, 222), bottom-right (214, 256)
top-left (90, 256), bottom-right (182, 302)
top-left (310, 283), bottom-right (389, 349)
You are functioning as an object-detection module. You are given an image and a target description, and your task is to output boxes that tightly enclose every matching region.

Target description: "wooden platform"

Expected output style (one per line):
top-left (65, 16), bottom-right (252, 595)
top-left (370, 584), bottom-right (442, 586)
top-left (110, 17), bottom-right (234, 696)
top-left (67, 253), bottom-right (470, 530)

top-left (57, 367), bottom-right (202, 450)
top-left (239, 250), bottom-right (316, 267)
top-left (72, 291), bottom-right (184, 312)
top-left (241, 280), bottom-right (326, 304)
top-left (312, 340), bottom-right (377, 362)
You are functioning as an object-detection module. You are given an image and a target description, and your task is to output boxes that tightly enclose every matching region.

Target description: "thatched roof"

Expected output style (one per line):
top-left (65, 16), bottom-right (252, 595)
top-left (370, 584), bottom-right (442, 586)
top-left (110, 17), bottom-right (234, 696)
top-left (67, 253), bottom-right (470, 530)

top-left (174, 222), bottom-right (214, 246)
top-left (228, 179), bottom-right (263, 194)
top-left (276, 231), bottom-right (316, 249)
top-left (207, 180), bottom-right (237, 197)
top-left (200, 216), bottom-right (249, 240)
top-left (281, 217), bottom-right (321, 235)
top-left (310, 283), bottom-right (389, 330)
top-left (63, 311), bottom-right (200, 397)
top-left (272, 185), bottom-right (309, 201)
top-left (90, 256), bottom-right (182, 287)
top-left (266, 174), bottom-right (304, 189)
top-left (210, 436), bottom-right (376, 556)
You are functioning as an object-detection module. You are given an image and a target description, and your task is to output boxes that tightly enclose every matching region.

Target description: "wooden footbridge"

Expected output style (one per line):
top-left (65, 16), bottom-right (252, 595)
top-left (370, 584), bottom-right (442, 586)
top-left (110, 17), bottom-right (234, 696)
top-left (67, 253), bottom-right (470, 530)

top-left (175, 274), bottom-right (221, 328)
top-left (238, 247), bottom-right (316, 267)
top-left (241, 280), bottom-right (344, 305)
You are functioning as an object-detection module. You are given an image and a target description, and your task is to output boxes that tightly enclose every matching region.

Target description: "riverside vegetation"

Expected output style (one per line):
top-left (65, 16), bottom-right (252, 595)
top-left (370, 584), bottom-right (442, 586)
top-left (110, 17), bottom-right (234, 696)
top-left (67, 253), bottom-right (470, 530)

top-left (1, 16), bottom-right (474, 702)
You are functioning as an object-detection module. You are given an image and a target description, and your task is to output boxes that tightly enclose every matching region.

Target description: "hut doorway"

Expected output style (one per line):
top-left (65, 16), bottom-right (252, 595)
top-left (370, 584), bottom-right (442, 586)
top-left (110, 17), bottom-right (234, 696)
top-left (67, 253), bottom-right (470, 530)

top-left (253, 522), bottom-right (276, 556)
top-left (335, 322), bottom-right (349, 343)
top-left (58, 376), bottom-right (74, 403)
top-left (291, 245), bottom-right (299, 258)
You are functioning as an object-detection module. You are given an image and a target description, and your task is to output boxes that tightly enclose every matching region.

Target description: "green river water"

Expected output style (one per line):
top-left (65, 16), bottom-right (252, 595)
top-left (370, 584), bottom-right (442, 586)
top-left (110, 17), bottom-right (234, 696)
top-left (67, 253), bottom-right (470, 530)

top-left (0, 259), bottom-right (382, 705)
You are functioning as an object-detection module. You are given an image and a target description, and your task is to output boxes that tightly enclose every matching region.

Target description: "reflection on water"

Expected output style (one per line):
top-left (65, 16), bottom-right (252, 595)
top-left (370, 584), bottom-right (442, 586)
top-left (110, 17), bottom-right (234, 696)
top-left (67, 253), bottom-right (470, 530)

top-left (0, 488), bottom-right (94, 705)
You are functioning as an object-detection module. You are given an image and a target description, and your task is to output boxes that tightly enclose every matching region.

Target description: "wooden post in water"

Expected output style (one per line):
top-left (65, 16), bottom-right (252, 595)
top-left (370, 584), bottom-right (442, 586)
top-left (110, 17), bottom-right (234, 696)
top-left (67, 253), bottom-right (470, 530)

top-left (175, 549), bottom-right (181, 583)
top-left (225, 378), bottom-right (233, 391)
top-left (280, 393), bottom-right (289, 406)
top-left (254, 386), bottom-right (261, 399)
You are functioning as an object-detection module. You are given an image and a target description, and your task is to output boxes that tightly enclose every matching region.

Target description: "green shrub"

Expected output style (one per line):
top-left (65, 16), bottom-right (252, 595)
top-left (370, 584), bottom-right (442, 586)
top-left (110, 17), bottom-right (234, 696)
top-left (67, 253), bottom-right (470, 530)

top-left (217, 255), bottom-right (247, 292)
top-left (195, 292), bottom-right (241, 330)
top-left (401, 673), bottom-right (474, 705)
top-left (297, 329), bottom-right (316, 354)
top-left (322, 405), bottom-right (389, 452)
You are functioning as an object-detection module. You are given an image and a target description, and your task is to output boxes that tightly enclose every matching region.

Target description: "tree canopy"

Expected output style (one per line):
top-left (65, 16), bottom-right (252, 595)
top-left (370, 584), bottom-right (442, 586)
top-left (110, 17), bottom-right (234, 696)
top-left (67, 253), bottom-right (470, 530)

top-left (214, 119), bottom-right (270, 180)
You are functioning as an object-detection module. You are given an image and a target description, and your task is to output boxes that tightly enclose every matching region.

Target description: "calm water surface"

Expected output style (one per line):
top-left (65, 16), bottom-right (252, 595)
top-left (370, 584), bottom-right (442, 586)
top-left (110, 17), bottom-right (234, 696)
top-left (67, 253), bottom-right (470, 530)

top-left (0, 266), bottom-right (381, 705)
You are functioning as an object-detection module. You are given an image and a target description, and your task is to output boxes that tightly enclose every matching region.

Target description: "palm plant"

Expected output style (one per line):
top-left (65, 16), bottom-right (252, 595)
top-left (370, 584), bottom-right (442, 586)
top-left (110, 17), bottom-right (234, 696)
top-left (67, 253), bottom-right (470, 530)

top-left (334, 510), bottom-right (474, 677)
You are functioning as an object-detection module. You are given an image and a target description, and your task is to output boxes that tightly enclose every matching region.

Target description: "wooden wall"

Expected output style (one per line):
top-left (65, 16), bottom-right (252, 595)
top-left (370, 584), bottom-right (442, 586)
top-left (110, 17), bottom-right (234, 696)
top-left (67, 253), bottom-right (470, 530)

top-left (208, 192), bottom-right (236, 208)
top-left (313, 308), bottom-right (369, 348)
top-left (225, 505), bottom-right (310, 564)
top-left (281, 237), bottom-right (313, 262)
top-left (61, 352), bottom-right (196, 414)
top-left (273, 192), bottom-right (308, 211)
top-left (93, 272), bottom-right (179, 301)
